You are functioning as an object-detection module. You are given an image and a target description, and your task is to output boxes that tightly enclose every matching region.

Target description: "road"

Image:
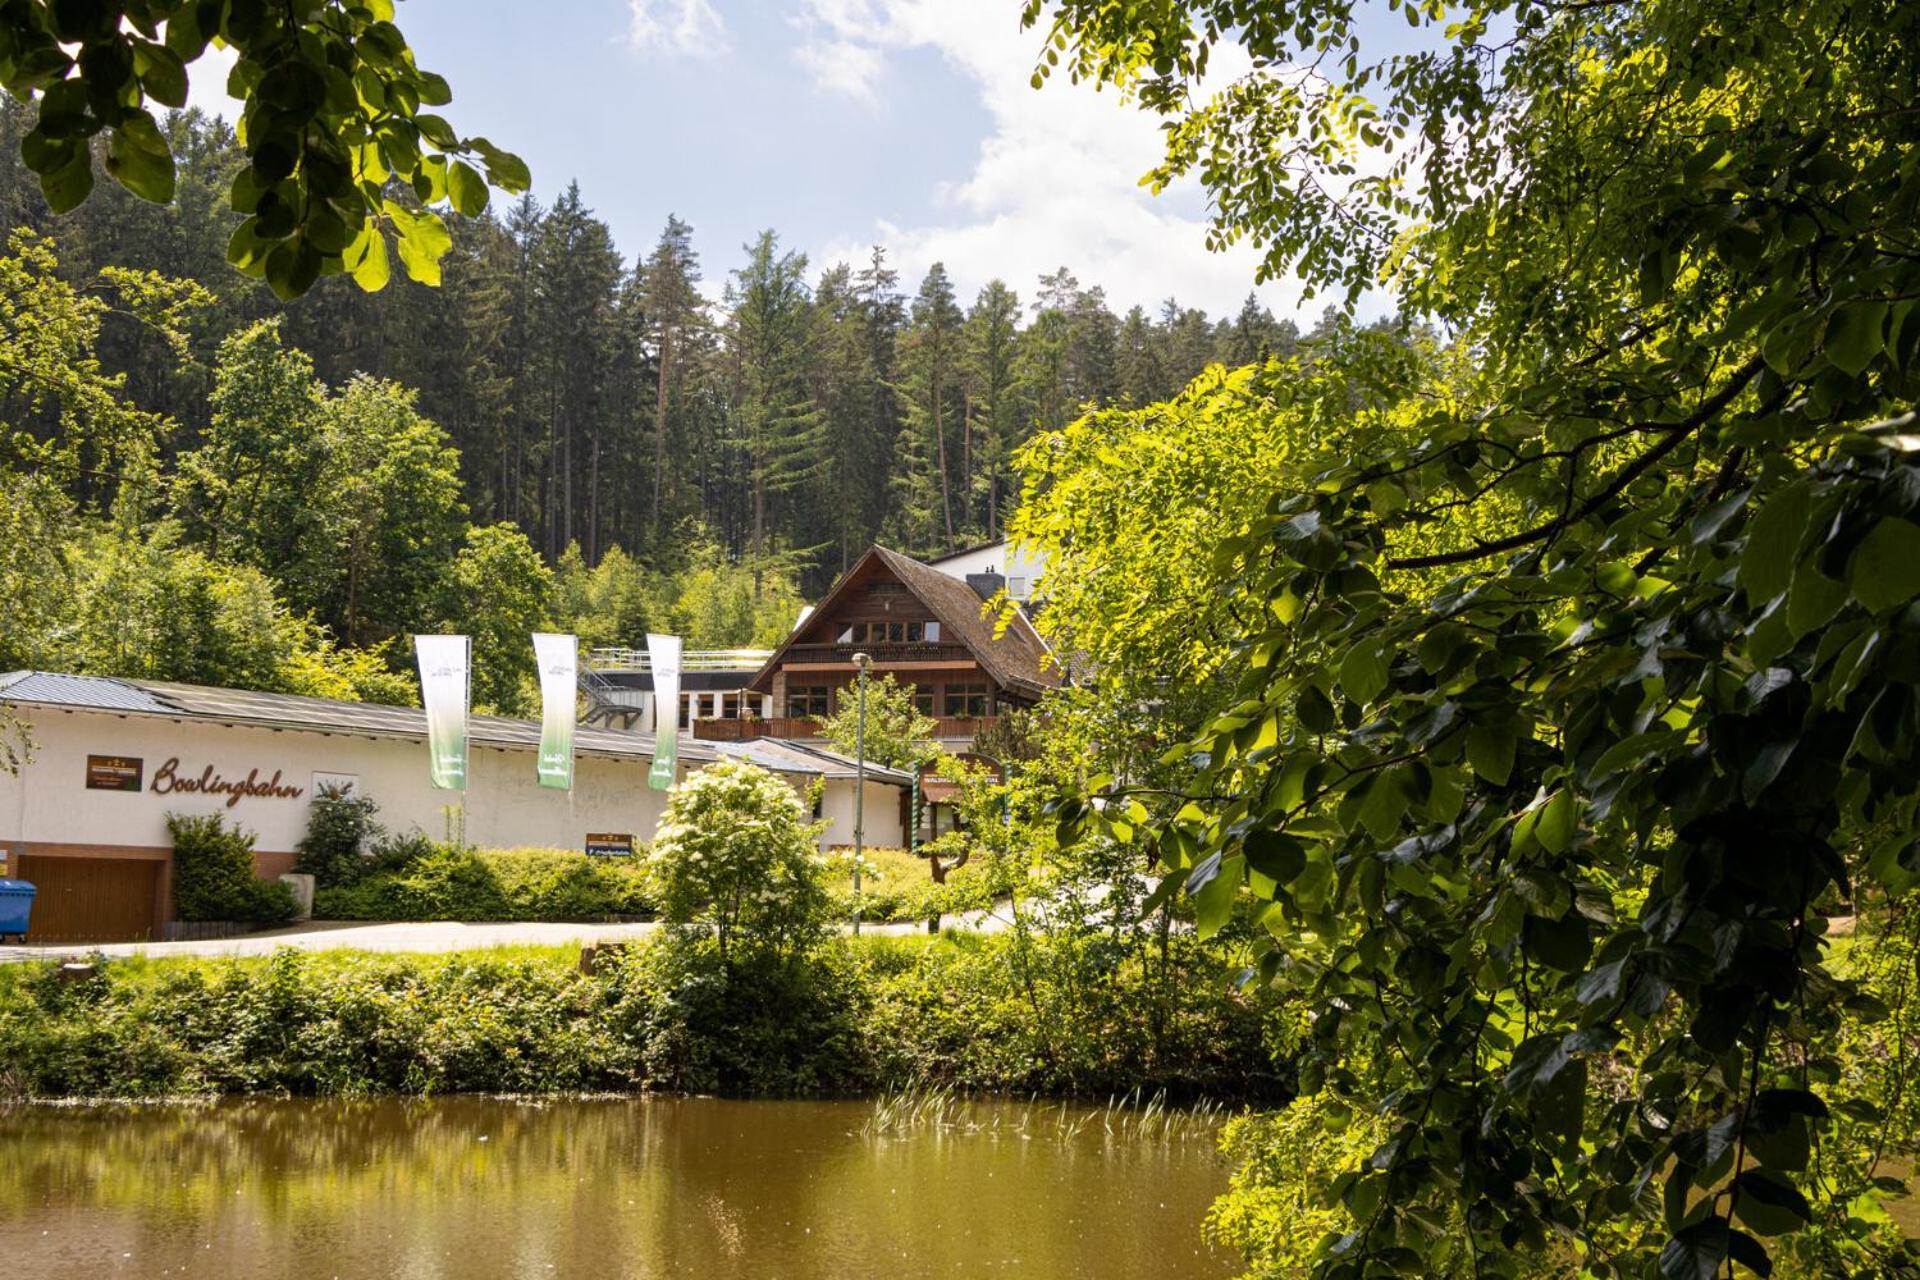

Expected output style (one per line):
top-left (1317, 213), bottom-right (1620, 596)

top-left (0, 911), bottom-right (1003, 962)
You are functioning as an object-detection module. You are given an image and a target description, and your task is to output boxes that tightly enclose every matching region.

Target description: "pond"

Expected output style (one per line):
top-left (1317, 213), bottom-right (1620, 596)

top-left (0, 1097), bottom-right (1240, 1279)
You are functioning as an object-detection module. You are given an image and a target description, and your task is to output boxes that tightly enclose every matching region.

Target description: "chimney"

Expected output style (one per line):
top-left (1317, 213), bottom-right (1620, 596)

top-left (965, 572), bottom-right (1006, 601)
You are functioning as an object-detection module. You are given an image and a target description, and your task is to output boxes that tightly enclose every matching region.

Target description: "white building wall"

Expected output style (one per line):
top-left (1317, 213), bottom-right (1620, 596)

top-left (929, 540), bottom-right (1048, 601)
top-left (815, 778), bottom-right (907, 849)
top-left (0, 705), bottom-right (903, 865)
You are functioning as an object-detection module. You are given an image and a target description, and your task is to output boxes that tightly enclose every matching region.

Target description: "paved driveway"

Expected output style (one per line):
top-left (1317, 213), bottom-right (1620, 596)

top-left (0, 911), bottom-right (1001, 962)
top-left (0, 919), bottom-right (665, 962)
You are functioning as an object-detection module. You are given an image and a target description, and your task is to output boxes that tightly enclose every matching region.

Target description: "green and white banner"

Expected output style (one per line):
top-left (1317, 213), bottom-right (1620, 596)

top-left (647, 632), bottom-right (682, 791)
top-left (533, 632), bottom-right (577, 790)
top-left (413, 634), bottom-right (470, 791)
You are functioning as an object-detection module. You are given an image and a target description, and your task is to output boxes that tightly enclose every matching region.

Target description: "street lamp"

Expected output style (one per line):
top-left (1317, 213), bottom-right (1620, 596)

top-left (852, 651), bottom-right (871, 936)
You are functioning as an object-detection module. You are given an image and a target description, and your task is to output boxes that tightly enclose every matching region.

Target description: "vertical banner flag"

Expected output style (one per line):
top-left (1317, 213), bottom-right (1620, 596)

top-left (413, 635), bottom-right (470, 791)
top-left (533, 633), bottom-right (577, 790)
top-left (647, 632), bottom-right (683, 791)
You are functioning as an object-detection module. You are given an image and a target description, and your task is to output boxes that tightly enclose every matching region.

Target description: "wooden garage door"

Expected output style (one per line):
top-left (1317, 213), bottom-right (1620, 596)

top-left (15, 856), bottom-right (159, 943)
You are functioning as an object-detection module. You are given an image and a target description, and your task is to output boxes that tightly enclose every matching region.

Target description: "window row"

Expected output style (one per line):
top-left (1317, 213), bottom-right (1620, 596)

top-left (835, 620), bottom-right (940, 644)
top-left (786, 681), bottom-right (993, 720)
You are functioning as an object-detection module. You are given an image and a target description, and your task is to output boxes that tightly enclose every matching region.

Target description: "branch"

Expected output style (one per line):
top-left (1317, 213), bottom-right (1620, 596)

top-left (1385, 356), bottom-right (1765, 571)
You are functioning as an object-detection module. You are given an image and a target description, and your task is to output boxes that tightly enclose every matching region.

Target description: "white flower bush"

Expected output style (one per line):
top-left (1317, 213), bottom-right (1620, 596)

top-left (646, 761), bottom-right (830, 963)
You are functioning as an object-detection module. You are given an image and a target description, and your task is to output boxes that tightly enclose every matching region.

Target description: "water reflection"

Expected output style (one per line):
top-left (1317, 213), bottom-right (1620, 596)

top-left (0, 1097), bottom-right (1237, 1278)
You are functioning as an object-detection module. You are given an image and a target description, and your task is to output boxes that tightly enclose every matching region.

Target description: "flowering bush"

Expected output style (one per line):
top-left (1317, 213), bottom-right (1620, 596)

top-left (647, 761), bottom-right (829, 963)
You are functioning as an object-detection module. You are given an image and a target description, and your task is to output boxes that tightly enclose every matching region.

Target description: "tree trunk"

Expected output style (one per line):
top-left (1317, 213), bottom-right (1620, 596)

top-left (652, 323), bottom-right (672, 537)
top-left (932, 359), bottom-right (953, 545)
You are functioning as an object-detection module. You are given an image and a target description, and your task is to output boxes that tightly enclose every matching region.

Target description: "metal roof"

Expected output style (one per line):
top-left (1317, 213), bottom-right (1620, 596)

top-left (0, 671), bottom-right (175, 714)
top-left (0, 671), bottom-right (717, 765)
top-left (709, 736), bottom-right (912, 786)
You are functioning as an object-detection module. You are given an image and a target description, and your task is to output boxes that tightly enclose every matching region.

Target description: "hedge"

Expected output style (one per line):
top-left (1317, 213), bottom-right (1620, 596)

top-left (0, 932), bottom-right (1296, 1101)
top-left (313, 845), bottom-right (652, 922)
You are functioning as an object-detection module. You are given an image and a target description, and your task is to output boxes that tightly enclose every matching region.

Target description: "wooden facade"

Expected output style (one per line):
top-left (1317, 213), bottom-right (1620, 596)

top-left (692, 547), bottom-right (1061, 744)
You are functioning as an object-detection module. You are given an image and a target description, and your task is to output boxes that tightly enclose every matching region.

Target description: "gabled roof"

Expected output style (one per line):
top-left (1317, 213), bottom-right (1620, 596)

top-left (0, 671), bottom-right (718, 764)
top-left (745, 546), bottom-right (1061, 699)
top-left (923, 538), bottom-right (1007, 566)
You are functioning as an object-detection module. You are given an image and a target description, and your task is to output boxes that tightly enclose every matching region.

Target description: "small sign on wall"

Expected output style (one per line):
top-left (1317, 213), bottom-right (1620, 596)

top-left (585, 832), bottom-right (635, 857)
top-left (312, 772), bottom-right (360, 798)
top-left (86, 755), bottom-right (143, 792)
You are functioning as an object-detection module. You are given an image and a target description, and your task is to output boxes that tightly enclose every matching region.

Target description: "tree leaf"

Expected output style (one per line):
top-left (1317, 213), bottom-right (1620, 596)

top-left (1847, 518), bottom-right (1920, 613)
top-left (384, 200), bottom-right (451, 286)
top-left (1191, 853), bottom-right (1243, 939)
top-left (1339, 640), bottom-right (1388, 704)
top-left (1243, 830), bottom-right (1306, 884)
top-left (1659, 1220), bottom-right (1730, 1280)
top-left (1740, 485), bottom-right (1809, 605)
top-left (1466, 719), bottom-right (1516, 786)
top-left (1731, 1169), bottom-right (1811, 1236)
top-left (1824, 300), bottom-right (1888, 376)
top-left (1536, 789), bottom-right (1577, 854)
top-left (446, 158), bottom-right (489, 217)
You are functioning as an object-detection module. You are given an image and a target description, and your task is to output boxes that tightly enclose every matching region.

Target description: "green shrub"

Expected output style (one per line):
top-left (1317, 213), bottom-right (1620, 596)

top-left (313, 843), bottom-right (651, 922)
top-left (0, 932), bottom-right (1295, 1102)
top-left (646, 760), bottom-right (828, 962)
top-left (1205, 1092), bottom-right (1391, 1279)
top-left (603, 937), bottom-right (873, 1095)
top-left (294, 785), bottom-right (382, 887)
top-left (486, 848), bottom-right (651, 919)
top-left (824, 845), bottom-right (992, 924)
top-left (167, 812), bottom-right (296, 924)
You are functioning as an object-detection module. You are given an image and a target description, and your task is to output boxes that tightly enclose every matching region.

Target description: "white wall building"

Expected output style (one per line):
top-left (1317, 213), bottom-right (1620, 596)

top-left (924, 538), bottom-right (1049, 603)
top-left (0, 671), bottom-right (905, 943)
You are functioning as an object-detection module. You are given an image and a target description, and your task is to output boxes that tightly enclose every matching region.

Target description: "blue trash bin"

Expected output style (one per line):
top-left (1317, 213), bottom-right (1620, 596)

top-left (0, 878), bottom-right (36, 942)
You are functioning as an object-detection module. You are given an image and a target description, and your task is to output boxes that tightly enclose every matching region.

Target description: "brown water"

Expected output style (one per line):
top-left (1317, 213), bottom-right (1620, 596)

top-left (0, 1097), bottom-right (1239, 1279)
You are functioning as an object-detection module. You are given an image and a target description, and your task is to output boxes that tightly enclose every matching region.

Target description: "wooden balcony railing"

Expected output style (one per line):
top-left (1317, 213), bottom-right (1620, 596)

top-left (692, 715), bottom-right (997, 743)
top-left (779, 641), bottom-right (976, 667)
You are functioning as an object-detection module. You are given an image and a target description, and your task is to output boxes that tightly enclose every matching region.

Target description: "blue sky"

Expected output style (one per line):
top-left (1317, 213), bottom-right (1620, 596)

top-left (193, 2), bottom-right (1416, 320)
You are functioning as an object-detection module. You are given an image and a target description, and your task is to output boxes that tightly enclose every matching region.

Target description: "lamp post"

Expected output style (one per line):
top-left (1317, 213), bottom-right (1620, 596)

top-left (852, 651), bottom-right (871, 936)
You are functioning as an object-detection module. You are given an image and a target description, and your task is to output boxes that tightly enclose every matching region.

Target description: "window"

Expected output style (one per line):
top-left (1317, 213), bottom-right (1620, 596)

top-left (943, 682), bottom-right (990, 718)
top-left (1008, 577), bottom-right (1030, 601)
top-left (787, 685), bottom-right (830, 718)
top-left (912, 686), bottom-right (935, 717)
top-left (837, 624), bottom-right (858, 644)
top-left (906, 621), bottom-right (924, 642)
top-left (925, 621), bottom-right (940, 641)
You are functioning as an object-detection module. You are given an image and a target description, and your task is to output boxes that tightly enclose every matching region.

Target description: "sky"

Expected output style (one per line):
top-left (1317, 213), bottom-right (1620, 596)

top-left (188, 1), bottom-right (1406, 321)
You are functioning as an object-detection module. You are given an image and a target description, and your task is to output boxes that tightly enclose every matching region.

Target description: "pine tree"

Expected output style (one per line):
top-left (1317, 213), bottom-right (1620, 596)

top-left (637, 215), bottom-right (705, 543)
top-left (726, 231), bottom-right (825, 565)
top-left (963, 280), bottom-right (1026, 540)
top-left (894, 262), bottom-right (965, 550)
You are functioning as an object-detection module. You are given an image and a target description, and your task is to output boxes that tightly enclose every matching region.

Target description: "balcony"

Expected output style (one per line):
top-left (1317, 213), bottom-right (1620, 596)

top-left (778, 641), bottom-right (976, 669)
top-left (692, 715), bottom-right (997, 743)
top-left (586, 646), bottom-right (772, 673)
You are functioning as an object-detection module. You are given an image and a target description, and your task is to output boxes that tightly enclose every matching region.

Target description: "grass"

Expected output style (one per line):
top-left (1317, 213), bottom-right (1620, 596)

top-left (823, 845), bottom-right (992, 924)
top-left (860, 1081), bottom-right (1237, 1144)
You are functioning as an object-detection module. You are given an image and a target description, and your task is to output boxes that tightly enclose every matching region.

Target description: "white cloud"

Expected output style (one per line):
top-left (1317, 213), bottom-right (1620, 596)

top-left (627, 0), bottom-right (728, 56)
top-left (793, 37), bottom-right (885, 103)
top-left (791, 0), bottom-right (1320, 321)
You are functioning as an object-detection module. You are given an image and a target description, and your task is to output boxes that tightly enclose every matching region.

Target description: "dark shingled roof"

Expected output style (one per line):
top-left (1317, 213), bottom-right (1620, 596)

top-left (868, 547), bottom-right (1060, 698)
top-left (0, 671), bottom-right (715, 764)
top-left (745, 546), bottom-right (1062, 700)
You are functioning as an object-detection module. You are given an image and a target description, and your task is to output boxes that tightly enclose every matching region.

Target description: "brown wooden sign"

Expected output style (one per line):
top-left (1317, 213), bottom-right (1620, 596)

top-left (85, 755), bottom-right (144, 792)
top-left (918, 752), bottom-right (1003, 804)
top-left (585, 832), bottom-right (635, 857)
top-left (148, 757), bottom-right (305, 808)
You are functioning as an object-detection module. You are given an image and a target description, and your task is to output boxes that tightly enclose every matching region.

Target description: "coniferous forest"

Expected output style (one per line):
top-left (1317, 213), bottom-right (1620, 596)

top-left (0, 100), bottom-right (1308, 592)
